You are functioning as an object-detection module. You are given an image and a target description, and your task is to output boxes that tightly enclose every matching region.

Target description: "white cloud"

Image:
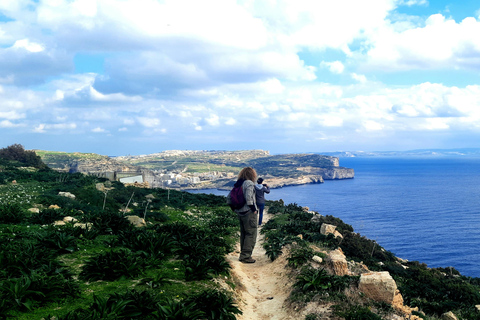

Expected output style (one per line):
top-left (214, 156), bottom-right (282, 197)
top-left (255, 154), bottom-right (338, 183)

top-left (137, 117), bottom-right (161, 128)
top-left (351, 73), bottom-right (367, 83)
top-left (364, 14), bottom-right (480, 71)
top-left (13, 39), bottom-right (44, 52)
top-left (92, 127), bottom-right (105, 133)
top-left (321, 61), bottom-right (345, 74)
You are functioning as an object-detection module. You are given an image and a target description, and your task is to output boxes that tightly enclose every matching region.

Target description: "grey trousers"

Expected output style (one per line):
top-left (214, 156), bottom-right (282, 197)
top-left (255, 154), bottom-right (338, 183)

top-left (238, 210), bottom-right (258, 260)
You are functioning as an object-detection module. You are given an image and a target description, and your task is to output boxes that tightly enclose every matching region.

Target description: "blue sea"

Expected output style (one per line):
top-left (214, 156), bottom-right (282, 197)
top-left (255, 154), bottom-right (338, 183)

top-left (190, 157), bottom-right (480, 278)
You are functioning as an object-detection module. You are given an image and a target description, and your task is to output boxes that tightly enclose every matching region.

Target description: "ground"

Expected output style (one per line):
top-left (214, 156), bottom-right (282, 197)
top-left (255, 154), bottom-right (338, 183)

top-left (227, 209), bottom-right (299, 320)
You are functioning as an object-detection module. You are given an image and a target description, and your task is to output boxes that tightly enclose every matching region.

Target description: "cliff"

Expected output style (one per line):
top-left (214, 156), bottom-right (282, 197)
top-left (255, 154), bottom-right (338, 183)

top-left (37, 149), bottom-right (354, 189)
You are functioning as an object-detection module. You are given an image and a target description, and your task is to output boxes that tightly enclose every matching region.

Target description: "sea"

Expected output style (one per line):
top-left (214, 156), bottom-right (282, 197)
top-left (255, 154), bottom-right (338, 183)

top-left (189, 157), bottom-right (480, 278)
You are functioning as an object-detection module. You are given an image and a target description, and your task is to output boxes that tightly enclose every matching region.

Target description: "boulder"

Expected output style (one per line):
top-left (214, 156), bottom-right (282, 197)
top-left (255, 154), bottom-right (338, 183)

top-left (320, 223), bottom-right (336, 235)
top-left (28, 208), bottom-right (40, 213)
top-left (359, 271), bottom-right (397, 304)
top-left (441, 312), bottom-right (458, 320)
top-left (320, 223), bottom-right (343, 238)
top-left (125, 215), bottom-right (147, 227)
top-left (312, 256), bottom-right (323, 264)
top-left (49, 205), bottom-right (61, 210)
top-left (326, 248), bottom-right (349, 276)
top-left (63, 216), bottom-right (78, 223)
top-left (58, 192), bottom-right (76, 199)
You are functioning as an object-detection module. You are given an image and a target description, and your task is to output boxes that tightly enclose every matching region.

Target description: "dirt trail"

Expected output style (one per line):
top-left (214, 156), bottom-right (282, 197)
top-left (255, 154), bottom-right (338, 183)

top-left (227, 211), bottom-right (296, 320)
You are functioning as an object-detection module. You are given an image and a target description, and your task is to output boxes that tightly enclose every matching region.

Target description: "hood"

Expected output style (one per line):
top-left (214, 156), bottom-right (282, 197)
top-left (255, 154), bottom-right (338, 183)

top-left (255, 183), bottom-right (264, 190)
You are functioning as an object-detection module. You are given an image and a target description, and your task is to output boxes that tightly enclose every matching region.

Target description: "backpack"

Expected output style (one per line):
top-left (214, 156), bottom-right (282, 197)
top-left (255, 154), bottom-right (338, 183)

top-left (227, 183), bottom-right (246, 210)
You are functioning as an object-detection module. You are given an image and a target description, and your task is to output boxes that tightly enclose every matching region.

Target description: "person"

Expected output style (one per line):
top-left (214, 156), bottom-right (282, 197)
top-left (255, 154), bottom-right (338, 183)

top-left (231, 167), bottom-right (258, 263)
top-left (255, 177), bottom-right (270, 225)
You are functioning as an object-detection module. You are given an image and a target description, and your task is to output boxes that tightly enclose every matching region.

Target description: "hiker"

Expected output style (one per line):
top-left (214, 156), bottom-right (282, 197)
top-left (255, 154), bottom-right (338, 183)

top-left (231, 167), bottom-right (258, 263)
top-left (255, 177), bottom-right (270, 225)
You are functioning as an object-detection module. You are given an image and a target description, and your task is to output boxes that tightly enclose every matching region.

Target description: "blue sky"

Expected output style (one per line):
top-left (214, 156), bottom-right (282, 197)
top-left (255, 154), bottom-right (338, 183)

top-left (1, 0), bottom-right (480, 156)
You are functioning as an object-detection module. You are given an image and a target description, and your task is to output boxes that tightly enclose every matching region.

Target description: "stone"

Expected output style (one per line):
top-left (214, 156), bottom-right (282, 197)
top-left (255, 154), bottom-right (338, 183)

top-left (296, 234), bottom-right (303, 240)
top-left (312, 256), bottom-right (323, 264)
top-left (441, 312), bottom-right (458, 320)
top-left (96, 183), bottom-right (105, 192)
top-left (311, 214), bottom-right (322, 223)
top-left (58, 192), bottom-right (76, 199)
top-left (327, 249), bottom-right (349, 276)
top-left (359, 271), bottom-right (397, 304)
top-left (63, 216), bottom-right (78, 223)
top-left (125, 215), bottom-right (147, 227)
top-left (28, 208), bottom-right (40, 213)
top-left (320, 223), bottom-right (336, 236)
top-left (476, 305), bottom-right (480, 311)
top-left (333, 230), bottom-right (343, 239)
top-left (49, 205), bottom-right (61, 210)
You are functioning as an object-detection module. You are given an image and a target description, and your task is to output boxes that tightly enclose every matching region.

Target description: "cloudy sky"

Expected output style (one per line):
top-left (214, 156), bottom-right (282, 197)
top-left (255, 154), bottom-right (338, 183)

top-left (1, 0), bottom-right (480, 155)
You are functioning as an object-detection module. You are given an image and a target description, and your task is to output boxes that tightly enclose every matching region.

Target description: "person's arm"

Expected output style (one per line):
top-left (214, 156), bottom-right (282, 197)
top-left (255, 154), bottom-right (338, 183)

top-left (244, 182), bottom-right (257, 212)
top-left (264, 185), bottom-right (270, 194)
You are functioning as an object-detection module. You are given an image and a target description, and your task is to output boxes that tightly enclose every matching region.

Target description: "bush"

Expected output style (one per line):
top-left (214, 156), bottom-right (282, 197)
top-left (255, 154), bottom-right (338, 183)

top-left (287, 244), bottom-right (314, 268)
top-left (89, 210), bottom-right (134, 235)
top-left (79, 249), bottom-right (144, 281)
top-left (184, 289), bottom-right (242, 320)
top-left (0, 203), bottom-right (26, 224)
top-left (333, 305), bottom-right (382, 320)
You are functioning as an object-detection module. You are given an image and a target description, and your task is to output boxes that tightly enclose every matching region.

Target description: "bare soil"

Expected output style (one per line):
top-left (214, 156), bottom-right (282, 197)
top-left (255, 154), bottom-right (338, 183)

top-left (227, 210), bottom-right (298, 320)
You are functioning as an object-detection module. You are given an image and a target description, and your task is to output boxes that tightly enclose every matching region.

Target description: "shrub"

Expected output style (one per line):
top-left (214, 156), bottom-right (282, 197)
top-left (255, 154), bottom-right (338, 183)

top-left (287, 244), bottom-right (314, 268)
top-left (28, 208), bottom-right (66, 225)
top-left (36, 228), bottom-right (78, 254)
top-left (79, 249), bottom-right (144, 281)
top-left (116, 228), bottom-right (175, 263)
top-left (157, 298), bottom-right (205, 320)
top-left (184, 289), bottom-right (242, 320)
top-left (333, 305), bottom-right (382, 320)
top-left (0, 203), bottom-right (26, 224)
top-left (89, 210), bottom-right (134, 235)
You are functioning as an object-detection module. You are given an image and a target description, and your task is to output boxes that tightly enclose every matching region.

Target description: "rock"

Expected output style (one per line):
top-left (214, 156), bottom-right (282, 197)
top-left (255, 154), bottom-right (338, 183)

top-left (441, 312), bottom-right (458, 320)
top-left (359, 271), bottom-right (397, 304)
top-left (312, 256), bottom-right (323, 264)
top-left (333, 230), bottom-right (343, 239)
top-left (63, 216), bottom-right (78, 223)
top-left (125, 215), bottom-right (147, 227)
top-left (49, 205), bottom-right (61, 210)
top-left (320, 223), bottom-right (336, 235)
top-left (28, 208), bottom-right (40, 213)
top-left (311, 214), bottom-right (322, 223)
top-left (296, 234), bottom-right (303, 240)
top-left (96, 183), bottom-right (105, 192)
top-left (302, 206), bottom-right (309, 212)
top-left (58, 192), bottom-right (76, 199)
top-left (327, 249), bottom-right (349, 276)
top-left (476, 305), bottom-right (480, 311)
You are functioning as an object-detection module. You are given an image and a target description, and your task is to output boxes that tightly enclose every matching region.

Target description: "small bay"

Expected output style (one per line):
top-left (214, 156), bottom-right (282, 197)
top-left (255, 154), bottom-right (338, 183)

top-left (190, 157), bottom-right (480, 278)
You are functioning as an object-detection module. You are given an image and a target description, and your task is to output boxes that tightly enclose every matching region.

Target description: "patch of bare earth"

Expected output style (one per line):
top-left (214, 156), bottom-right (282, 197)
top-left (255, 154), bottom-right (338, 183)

top-left (227, 210), bottom-right (300, 320)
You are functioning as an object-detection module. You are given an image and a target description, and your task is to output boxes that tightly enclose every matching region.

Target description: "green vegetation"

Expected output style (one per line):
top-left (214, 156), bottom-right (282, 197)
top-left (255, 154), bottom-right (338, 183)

top-left (0, 148), bottom-right (241, 319)
top-left (2, 145), bottom-right (480, 319)
top-left (263, 199), bottom-right (480, 319)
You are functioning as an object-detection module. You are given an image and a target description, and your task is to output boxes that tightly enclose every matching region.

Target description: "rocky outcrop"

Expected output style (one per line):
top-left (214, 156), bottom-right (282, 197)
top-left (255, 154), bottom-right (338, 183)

top-left (326, 248), bottom-right (349, 276)
top-left (320, 223), bottom-right (343, 239)
top-left (125, 215), bottom-right (147, 227)
top-left (58, 191), bottom-right (76, 199)
top-left (359, 271), bottom-right (397, 304)
top-left (297, 166), bottom-right (354, 180)
top-left (441, 312), bottom-right (458, 320)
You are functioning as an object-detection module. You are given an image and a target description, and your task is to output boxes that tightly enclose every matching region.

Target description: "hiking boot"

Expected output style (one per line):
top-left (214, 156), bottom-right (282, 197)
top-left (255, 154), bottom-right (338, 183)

top-left (240, 257), bottom-right (256, 264)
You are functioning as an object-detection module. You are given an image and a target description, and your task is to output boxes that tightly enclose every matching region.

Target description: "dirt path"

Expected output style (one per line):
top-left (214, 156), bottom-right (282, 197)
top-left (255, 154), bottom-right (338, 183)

top-left (227, 210), bottom-right (297, 320)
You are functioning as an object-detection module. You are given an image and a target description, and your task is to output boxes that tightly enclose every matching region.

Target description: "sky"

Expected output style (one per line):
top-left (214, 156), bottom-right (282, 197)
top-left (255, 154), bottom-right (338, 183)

top-left (1, 0), bottom-right (480, 156)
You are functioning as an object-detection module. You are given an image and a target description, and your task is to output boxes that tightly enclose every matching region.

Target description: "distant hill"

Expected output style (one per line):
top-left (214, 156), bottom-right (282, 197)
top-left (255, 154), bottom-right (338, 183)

top-left (319, 148), bottom-right (480, 158)
top-left (36, 149), bottom-right (355, 189)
